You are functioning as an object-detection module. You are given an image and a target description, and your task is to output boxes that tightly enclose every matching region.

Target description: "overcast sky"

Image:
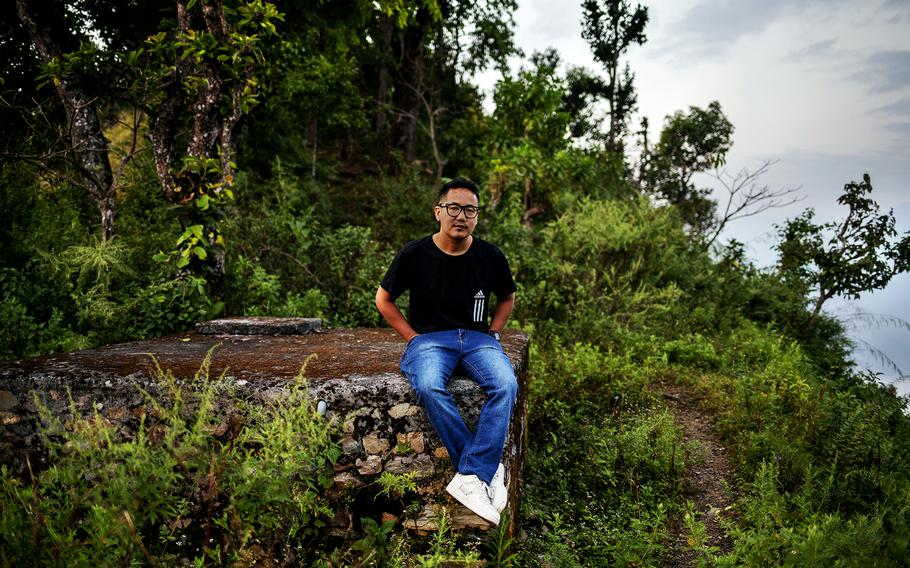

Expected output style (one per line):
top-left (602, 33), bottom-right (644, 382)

top-left (476, 0), bottom-right (910, 392)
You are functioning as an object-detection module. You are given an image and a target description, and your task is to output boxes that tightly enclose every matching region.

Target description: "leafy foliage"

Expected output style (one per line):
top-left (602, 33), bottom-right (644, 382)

top-left (580, 0), bottom-right (649, 148)
top-left (3, 2), bottom-right (910, 566)
top-left (0, 356), bottom-right (339, 565)
top-left (645, 100), bottom-right (735, 235)
top-left (776, 173), bottom-right (910, 325)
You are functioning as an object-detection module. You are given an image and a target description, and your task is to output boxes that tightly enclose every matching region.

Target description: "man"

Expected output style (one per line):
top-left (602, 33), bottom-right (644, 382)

top-left (375, 177), bottom-right (518, 526)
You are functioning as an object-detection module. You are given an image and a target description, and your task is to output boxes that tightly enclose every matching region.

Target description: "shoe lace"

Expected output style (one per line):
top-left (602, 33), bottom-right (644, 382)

top-left (465, 477), bottom-right (492, 500)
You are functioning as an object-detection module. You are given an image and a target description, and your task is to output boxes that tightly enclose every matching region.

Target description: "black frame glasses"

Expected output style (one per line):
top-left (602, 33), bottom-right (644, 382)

top-left (437, 202), bottom-right (479, 218)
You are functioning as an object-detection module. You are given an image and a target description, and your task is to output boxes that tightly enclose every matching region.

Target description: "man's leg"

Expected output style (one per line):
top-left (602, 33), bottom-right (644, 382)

top-left (399, 330), bottom-right (471, 468)
top-left (456, 330), bottom-right (518, 484)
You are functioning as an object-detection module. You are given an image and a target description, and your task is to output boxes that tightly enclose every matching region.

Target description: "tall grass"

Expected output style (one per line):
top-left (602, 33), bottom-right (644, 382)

top-left (0, 353), bottom-right (340, 566)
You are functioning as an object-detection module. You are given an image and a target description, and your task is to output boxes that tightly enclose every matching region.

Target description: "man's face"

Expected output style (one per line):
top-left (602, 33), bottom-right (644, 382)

top-left (435, 187), bottom-right (479, 241)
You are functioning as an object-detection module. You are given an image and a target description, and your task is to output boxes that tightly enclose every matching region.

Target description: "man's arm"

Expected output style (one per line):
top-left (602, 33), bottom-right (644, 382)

top-left (375, 286), bottom-right (419, 342)
top-left (489, 292), bottom-right (515, 332)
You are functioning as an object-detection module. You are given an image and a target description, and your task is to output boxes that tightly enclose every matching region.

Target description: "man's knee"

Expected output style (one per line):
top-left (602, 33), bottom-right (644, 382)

top-left (409, 372), bottom-right (448, 402)
top-left (497, 372), bottom-right (519, 402)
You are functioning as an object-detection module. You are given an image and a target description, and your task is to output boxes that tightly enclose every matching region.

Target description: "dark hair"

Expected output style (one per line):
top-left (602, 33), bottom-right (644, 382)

top-left (437, 177), bottom-right (479, 202)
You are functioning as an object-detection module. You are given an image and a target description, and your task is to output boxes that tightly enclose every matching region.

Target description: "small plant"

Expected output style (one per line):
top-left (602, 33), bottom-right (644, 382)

top-left (484, 510), bottom-right (518, 567)
top-left (430, 505), bottom-right (454, 558)
top-left (0, 349), bottom-right (340, 565)
top-left (376, 471), bottom-right (419, 500)
top-left (351, 516), bottom-right (397, 565)
top-left (683, 504), bottom-right (719, 564)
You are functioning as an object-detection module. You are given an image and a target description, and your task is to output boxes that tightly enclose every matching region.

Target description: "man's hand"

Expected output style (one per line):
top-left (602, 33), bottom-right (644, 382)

top-left (375, 286), bottom-right (419, 342)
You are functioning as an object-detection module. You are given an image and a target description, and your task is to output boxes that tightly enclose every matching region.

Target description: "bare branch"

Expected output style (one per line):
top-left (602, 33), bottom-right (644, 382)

top-left (112, 108), bottom-right (145, 190)
top-left (705, 160), bottom-right (803, 247)
top-left (390, 81), bottom-right (448, 184)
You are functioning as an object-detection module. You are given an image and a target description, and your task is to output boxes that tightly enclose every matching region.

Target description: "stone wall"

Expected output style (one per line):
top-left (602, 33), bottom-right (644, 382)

top-left (0, 318), bottom-right (529, 536)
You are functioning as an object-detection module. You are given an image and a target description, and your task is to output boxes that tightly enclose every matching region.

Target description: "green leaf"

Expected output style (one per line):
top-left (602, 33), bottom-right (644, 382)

top-left (194, 246), bottom-right (207, 260)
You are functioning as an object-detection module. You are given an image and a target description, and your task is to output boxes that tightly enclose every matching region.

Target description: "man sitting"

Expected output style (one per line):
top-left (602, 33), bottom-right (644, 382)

top-left (375, 177), bottom-right (518, 525)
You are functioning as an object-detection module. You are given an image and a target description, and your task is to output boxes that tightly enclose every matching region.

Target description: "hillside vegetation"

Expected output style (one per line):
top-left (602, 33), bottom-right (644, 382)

top-left (2, 1), bottom-right (909, 566)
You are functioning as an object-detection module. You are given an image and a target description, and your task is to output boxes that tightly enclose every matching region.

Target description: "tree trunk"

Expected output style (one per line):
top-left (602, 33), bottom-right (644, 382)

top-left (520, 176), bottom-right (544, 227)
top-left (151, 0), bottom-right (242, 205)
top-left (397, 10), bottom-right (431, 163)
top-left (806, 291), bottom-right (830, 328)
top-left (375, 14), bottom-right (393, 137)
top-left (16, 0), bottom-right (117, 241)
top-left (309, 116), bottom-right (318, 179)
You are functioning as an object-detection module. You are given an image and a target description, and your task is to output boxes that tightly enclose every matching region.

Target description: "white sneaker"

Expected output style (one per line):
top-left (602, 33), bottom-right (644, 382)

top-left (490, 463), bottom-right (508, 513)
top-left (446, 473), bottom-right (501, 525)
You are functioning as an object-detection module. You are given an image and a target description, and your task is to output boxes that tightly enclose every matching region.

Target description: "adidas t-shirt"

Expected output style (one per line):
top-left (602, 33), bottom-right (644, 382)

top-left (380, 235), bottom-right (516, 334)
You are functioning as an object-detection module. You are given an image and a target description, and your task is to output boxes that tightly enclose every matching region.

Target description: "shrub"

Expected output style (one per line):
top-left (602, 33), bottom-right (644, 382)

top-left (520, 341), bottom-right (686, 566)
top-left (0, 354), bottom-right (340, 566)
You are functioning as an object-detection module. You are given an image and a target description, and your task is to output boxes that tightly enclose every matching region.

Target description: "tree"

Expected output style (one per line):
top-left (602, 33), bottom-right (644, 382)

top-left (143, 1), bottom-right (281, 205)
top-left (11, 0), bottom-right (133, 242)
top-left (645, 100), bottom-right (734, 235)
top-left (562, 65), bottom-right (609, 142)
top-left (381, 0), bottom-right (518, 166)
top-left (580, 0), bottom-right (648, 150)
top-left (776, 173), bottom-right (910, 327)
top-left (7, 0), bottom-right (280, 269)
top-left (486, 50), bottom-right (572, 225)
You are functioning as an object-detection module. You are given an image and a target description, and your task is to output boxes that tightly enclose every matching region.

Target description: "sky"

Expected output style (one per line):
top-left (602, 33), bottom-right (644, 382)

top-left (475, 0), bottom-right (910, 394)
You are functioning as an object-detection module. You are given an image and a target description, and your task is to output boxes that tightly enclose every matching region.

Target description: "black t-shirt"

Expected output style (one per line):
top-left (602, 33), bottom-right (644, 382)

top-left (380, 235), bottom-right (516, 334)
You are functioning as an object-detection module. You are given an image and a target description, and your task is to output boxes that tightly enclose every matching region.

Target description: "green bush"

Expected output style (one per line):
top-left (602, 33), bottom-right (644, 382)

top-left (661, 334), bottom-right (720, 370)
top-left (514, 197), bottom-right (692, 345)
top-left (519, 341), bottom-right (687, 566)
top-left (671, 322), bottom-right (910, 566)
top-left (0, 354), bottom-right (340, 566)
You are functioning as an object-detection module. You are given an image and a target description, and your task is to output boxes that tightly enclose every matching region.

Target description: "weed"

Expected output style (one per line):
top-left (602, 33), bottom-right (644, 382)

top-left (376, 471), bottom-right (420, 500)
top-left (484, 510), bottom-right (518, 567)
top-left (0, 351), bottom-right (340, 565)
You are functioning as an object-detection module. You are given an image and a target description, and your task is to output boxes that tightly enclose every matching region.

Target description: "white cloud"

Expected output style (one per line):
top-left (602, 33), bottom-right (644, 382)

top-left (851, 50), bottom-right (910, 92)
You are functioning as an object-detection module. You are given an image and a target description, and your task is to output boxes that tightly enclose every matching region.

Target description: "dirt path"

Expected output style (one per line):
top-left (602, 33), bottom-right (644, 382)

top-left (657, 380), bottom-right (736, 567)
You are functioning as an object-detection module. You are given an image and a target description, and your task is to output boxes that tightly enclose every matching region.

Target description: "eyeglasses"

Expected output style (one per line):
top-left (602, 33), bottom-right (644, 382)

top-left (437, 203), bottom-right (479, 218)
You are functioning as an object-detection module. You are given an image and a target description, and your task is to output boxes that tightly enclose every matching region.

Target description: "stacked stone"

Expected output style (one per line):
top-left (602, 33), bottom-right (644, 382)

top-left (0, 318), bottom-right (529, 535)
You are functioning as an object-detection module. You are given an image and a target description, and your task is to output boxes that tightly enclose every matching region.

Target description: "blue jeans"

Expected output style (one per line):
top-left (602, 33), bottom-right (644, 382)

top-left (400, 329), bottom-right (518, 484)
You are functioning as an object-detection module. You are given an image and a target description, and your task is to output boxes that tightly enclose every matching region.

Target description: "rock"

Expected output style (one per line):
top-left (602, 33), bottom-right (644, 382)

top-left (0, 324), bottom-right (530, 536)
top-left (195, 317), bottom-right (321, 335)
top-left (389, 402), bottom-right (418, 418)
top-left (0, 412), bottom-right (21, 425)
top-left (356, 455), bottom-right (383, 475)
top-left (386, 454), bottom-right (434, 476)
top-left (410, 503), bottom-right (492, 532)
top-left (396, 432), bottom-right (425, 454)
top-left (0, 390), bottom-right (18, 411)
top-left (341, 436), bottom-right (362, 455)
top-left (383, 456), bottom-right (412, 474)
top-left (106, 405), bottom-right (127, 421)
top-left (333, 471), bottom-right (364, 490)
top-left (362, 434), bottom-right (390, 454)
top-left (259, 387), bottom-right (289, 403)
